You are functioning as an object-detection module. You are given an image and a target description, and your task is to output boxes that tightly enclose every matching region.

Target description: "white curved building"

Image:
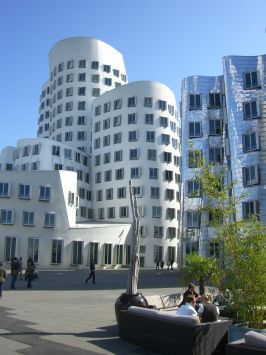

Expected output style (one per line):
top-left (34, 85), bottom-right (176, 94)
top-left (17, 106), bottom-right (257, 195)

top-left (0, 37), bottom-right (181, 269)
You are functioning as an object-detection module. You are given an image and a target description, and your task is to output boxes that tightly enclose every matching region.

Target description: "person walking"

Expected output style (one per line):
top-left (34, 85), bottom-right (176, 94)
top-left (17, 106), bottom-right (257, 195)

top-left (25, 257), bottom-right (35, 288)
top-left (160, 260), bottom-right (164, 270)
top-left (18, 257), bottom-right (23, 280)
top-left (0, 262), bottom-right (7, 297)
top-left (10, 257), bottom-right (19, 289)
top-left (155, 259), bottom-right (160, 270)
top-left (85, 260), bottom-right (96, 284)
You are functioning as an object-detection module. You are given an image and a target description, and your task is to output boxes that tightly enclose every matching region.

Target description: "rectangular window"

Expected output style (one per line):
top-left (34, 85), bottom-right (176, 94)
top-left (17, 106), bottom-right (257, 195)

top-left (114, 150), bottom-right (123, 162)
top-left (78, 73), bottom-right (86, 82)
top-left (242, 200), bottom-right (260, 219)
top-left (162, 134), bottom-right (170, 145)
top-left (128, 96), bottom-right (136, 107)
top-left (166, 208), bottom-right (175, 220)
top-left (144, 97), bottom-right (153, 107)
top-left (98, 208), bottom-right (104, 219)
top-left (165, 189), bottom-right (174, 200)
top-left (103, 101), bottom-right (111, 113)
top-left (72, 241), bottom-right (83, 265)
top-left (154, 226), bottom-right (164, 238)
top-left (107, 207), bottom-right (115, 219)
top-left (94, 121), bottom-right (101, 132)
top-left (209, 147), bottom-right (223, 164)
top-left (5, 236), bottom-right (16, 261)
top-left (128, 113), bottom-right (137, 124)
top-left (187, 210), bottom-right (200, 228)
top-left (187, 180), bottom-right (200, 197)
top-left (92, 88), bottom-right (100, 97)
top-left (114, 98), bottom-right (122, 110)
top-left (66, 87), bottom-right (73, 97)
top-left (1, 209), bottom-right (14, 224)
top-left (151, 187), bottom-right (160, 199)
top-left (65, 101), bottom-right (73, 111)
top-left (103, 64), bottom-right (111, 73)
top-left (117, 187), bottom-right (126, 198)
top-left (77, 131), bottom-right (86, 141)
top-left (91, 61), bottom-right (99, 69)
top-left (103, 135), bottom-right (110, 146)
top-left (113, 132), bottom-right (122, 144)
top-left (78, 87), bottom-right (86, 96)
top-left (158, 100), bottom-right (167, 110)
top-left (78, 116), bottom-right (85, 125)
top-left (78, 101), bottom-right (86, 110)
top-left (243, 101), bottom-right (259, 120)
top-left (133, 186), bottom-right (142, 197)
top-left (167, 227), bottom-right (176, 239)
top-left (188, 150), bottom-right (202, 168)
top-left (104, 152), bottom-right (111, 164)
top-left (104, 170), bottom-right (112, 182)
top-left (18, 184), bottom-right (30, 199)
top-left (113, 115), bottom-right (121, 127)
top-left (242, 165), bottom-right (259, 186)
top-left (128, 130), bottom-right (138, 142)
top-left (152, 206), bottom-right (162, 218)
top-left (79, 59), bottom-right (86, 68)
top-left (23, 211), bottom-right (34, 226)
top-left (44, 213), bottom-right (55, 228)
top-left (164, 170), bottom-right (173, 181)
top-left (51, 239), bottom-right (63, 264)
top-left (129, 149), bottom-right (139, 160)
top-left (115, 168), bottom-right (124, 180)
top-left (189, 122), bottom-right (202, 138)
top-left (147, 149), bottom-right (157, 161)
top-left (209, 119), bottom-right (223, 135)
top-left (94, 137), bottom-right (100, 149)
top-left (65, 131), bottom-right (73, 141)
top-left (96, 190), bottom-right (103, 201)
top-left (208, 93), bottom-right (222, 109)
top-left (131, 167), bottom-right (140, 178)
top-left (28, 237), bottom-right (39, 263)
top-left (103, 117), bottom-right (110, 129)
top-left (243, 132), bottom-right (259, 152)
top-left (145, 114), bottom-right (154, 124)
top-left (113, 69), bottom-right (119, 77)
top-left (160, 116), bottom-right (168, 128)
top-left (149, 168), bottom-right (158, 179)
top-left (91, 74), bottom-right (100, 83)
top-left (104, 78), bottom-right (112, 86)
top-left (163, 152), bottom-right (172, 163)
top-left (0, 182), bottom-right (10, 197)
top-left (189, 94), bottom-right (201, 110)
top-left (146, 131), bottom-right (155, 142)
top-left (244, 71), bottom-right (260, 89)
top-left (39, 186), bottom-right (51, 201)
top-left (119, 206), bottom-right (129, 218)
top-left (65, 116), bottom-right (73, 126)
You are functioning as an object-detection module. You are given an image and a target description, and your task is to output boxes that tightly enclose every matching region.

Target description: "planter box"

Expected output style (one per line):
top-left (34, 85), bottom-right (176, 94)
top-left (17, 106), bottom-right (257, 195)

top-left (228, 324), bottom-right (266, 342)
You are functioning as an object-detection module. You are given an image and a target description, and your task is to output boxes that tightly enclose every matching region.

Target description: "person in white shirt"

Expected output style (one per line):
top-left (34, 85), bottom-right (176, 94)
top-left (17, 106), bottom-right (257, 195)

top-left (176, 294), bottom-right (198, 317)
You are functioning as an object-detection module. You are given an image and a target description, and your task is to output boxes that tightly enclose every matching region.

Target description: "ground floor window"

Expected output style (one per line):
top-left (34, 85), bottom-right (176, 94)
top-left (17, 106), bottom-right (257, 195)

top-left (154, 245), bottom-right (163, 263)
top-left (51, 239), bottom-right (63, 264)
top-left (185, 241), bottom-right (199, 256)
top-left (5, 236), bottom-right (16, 261)
top-left (88, 242), bottom-right (98, 264)
top-left (72, 241), bottom-right (83, 265)
top-left (28, 237), bottom-right (39, 263)
top-left (125, 245), bottom-right (130, 265)
top-left (104, 243), bottom-right (112, 264)
top-left (167, 246), bottom-right (176, 262)
top-left (209, 242), bottom-right (220, 258)
top-left (115, 244), bottom-right (123, 264)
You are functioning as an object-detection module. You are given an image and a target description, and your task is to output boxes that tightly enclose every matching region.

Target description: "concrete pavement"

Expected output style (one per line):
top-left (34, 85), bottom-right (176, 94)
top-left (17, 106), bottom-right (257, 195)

top-left (0, 269), bottom-right (184, 354)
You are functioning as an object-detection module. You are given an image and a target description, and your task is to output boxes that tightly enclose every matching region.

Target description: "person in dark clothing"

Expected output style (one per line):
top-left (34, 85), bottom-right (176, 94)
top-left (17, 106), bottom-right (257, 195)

top-left (25, 257), bottom-right (35, 288)
top-left (155, 260), bottom-right (160, 270)
top-left (198, 294), bottom-right (219, 322)
top-left (85, 260), bottom-right (96, 284)
top-left (179, 283), bottom-right (199, 307)
top-left (160, 260), bottom-right (164, 270)
top-left (10, 257), bottom-right (19, 289)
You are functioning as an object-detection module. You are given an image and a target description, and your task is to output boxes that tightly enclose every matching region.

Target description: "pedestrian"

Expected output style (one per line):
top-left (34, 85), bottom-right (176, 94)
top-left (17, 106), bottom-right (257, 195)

top-left (198, 294), bottom-right (220, 323)
top-left (155, 259), bottom-right (160, 270)
top-left (167, 260), bottom-right (170, 270)
top-left (18, 257), bottom-right (23, 280)
top-left (0, 262), bottom-right (7, 297)
top-left (10, 257), bottom-right (19, 289)
top-left (179, 283), bottom-right (199, 307)
top-left (85, 260), bottom-right (96, 284)
top-left (170, 259), bottom-right (174, 270)
top-left (25, 257), bottom-right (35, 288)
top-left (160, 260), bottom-right (164, 270)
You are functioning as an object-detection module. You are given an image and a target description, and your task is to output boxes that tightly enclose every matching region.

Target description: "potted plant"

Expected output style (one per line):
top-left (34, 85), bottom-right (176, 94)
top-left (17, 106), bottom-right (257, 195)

top-left (191, 162), bottom-right (266, 339)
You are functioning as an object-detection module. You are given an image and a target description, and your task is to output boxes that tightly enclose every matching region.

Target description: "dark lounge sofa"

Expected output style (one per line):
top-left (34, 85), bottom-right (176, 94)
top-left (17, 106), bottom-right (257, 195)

top-left (118, 306), bottom-right (232, 355)
top-left (226, 330), bottom-right (266, 355)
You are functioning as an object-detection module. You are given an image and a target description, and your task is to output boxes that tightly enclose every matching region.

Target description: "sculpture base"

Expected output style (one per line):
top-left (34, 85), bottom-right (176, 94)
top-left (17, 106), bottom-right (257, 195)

top-left (115, 292), bottom-right (148, 325)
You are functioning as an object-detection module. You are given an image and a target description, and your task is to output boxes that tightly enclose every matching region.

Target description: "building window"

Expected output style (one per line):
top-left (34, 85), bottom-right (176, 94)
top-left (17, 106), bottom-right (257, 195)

top-left (94, 121), bottom-right (101, 132)
top-left (209, 147), bottom-right (223, 164)
top-left (113, 115), bottom-right (121, 127)
top-left (103, 117), bottom-right (110, 129)
top-left (154, 226), bottom-right (164, 238)
top-left (243, 101), bottom-right (259, 120)
top-left (119, 206), bottom-right (129, 218)
top-left (242, 200), bottom-right (260, 219)
top-left (78, 87), bottom-right (86, 96)
top-left (65, 116), bottom-right (73, 126)
top-left (77, 131), bottom-right (86, 141)
top-left (94, 155), bottom-right (101, 166)
top-left (133, 186), bottom-right (142, 197)
top-left (1, 209), bottom-right (14, 224)
top-left (113, 69), bottom-right (119, 77)
top-left (167, 227), bottom-right (176, 239)
top-left (92, 88), bottom-right (100, 97)
top-left (113, 132), bottom-right (122, 144)
top-left (151, 187), bottom-right (160, 199)
top-left (51, 239), bottom-right (63, 264)
top-left (189, 122), bottom-right (202, 138)
top-left (146, 131), bottom-right (155, 142)
top-left (103, 135), bottom-right (110, 146)
top-left (104, 101), bottom-right (111, 113)
top-left (187, 210), bottom-right (200, 228)
top-left (121, 74), bottom-right (127, 82)
top-left (91, 61), bottom-right (99, 69)
top-left (128, 96), bottom-right (136, 107)
top-left (149, 168), bottom-right (158, 179)
top-left (77, 116), bottom-right (85, 125)
top-left (78, 101), bottom-right (86, 110)
top-left (72, 241), bottom-right (83, 265)
top-left (163, 152), bottom-right (172, 163)
top-left (242, 165), bottom-right (259, 187)
top-left (131, 167), bottom-right (140, 178)
top-left (28, 237), bottom-right (39, 263)
top-left (4, 236), bottom-right (16, 261)
top-left (107, 207), bottom-right (115, 219)
top-left (208, 93), bottom-right (222, 109)
top-left (165, 189), bottom-right (174, 200)
top-left (79, 59), bottom-right (86, 68)
top-left (209, 119), bottom-right (223, 135)
top-left (128, 113), bottom-right (137, 124)
top-left (117, 187), bottom-right (126, 198)
top-left (96, 190), bottom-right (103, 201)
top-left (145, 114), bottom-right (154, 124)
top-left (91, 74), bottom-right (100, 83)
top-left (188, 150), bottom-right (202, 168)
top-left (39, 186), bottom-right (51, 201)
top-left (0, 182), bottom-right (10, 198)
top-left (152, 206), bottom-right (162, 218)
top-left (158, 100), bottom-right (167, 110)
top-left (160, 116), bottom-right (168, 128)
top-left (104, 152), bottom-right (111, 164)
top-left (23, 211), bottom-right (34, 226)
top-left (65, 101), bottom-right (73, 111)
top-left (103, 64), bottom-right (111, 73)
top-left (243, 132), bottom-right (259, 152)
top-left (78, 73), bottom-right (86, 82)
top-left (65, 131), bottom-right (73, 141)
top-left (128, 131), bottom-right (138, 142)
top-left (18, 184), bottom-right (30, 199)
top-left (166, 208), bottom-right (175, 220)
top-left (94, 137), bottom-right (100, 149)
top-left (129, 148), bottom-right (139, 160)
top-left (104, 170), bottom-right (112, 182)
top-left (44, 213), bottom-right (55, 228)
top-left (187, 180), bottom-right (200, 197)
top-left (189, 94), bottom-right (201, 110)
top-left (164, 170), bottom-right (173, 181)
top-left (243, 71), bottom-right (260, 89)
top-left (66, 87), bottom-right (73, 97)
top-left (67, 60), bottom-right (74, 69)
top-left (114, 98), bottom-right (122, 110)
top-left (144, 97), bottom-right (153, 107)
top-left (147, 149), bottom-right (157, 161)
top-left (98, 208), bottom-right (104, 219)
top-left (162, 134), bottom-right (170, 145)
top-left (114, 150), bottom-right (123, 162)
top-left (104, 78), bottom-right (112, 86)
top-left (115, 168), bottom-right (124, 180)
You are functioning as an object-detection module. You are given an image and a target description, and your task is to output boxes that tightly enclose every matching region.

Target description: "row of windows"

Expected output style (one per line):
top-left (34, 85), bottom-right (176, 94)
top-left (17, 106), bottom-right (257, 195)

top-left (51, 146), bottom-right (88, 163)
top-left (49, 60), bottom-right (126, 81)
top-left (94, 150), bottom-right (180, 166)
top-left (0, 183), bottom-right (51, 200)
top-left (94, 168), bottom-right (180, 183)
top-left (94, 98), bottom-right (175, 115)
top-left (95, 186), bottom-right (179, 201)
top-left (1, 209), bottom-right (55, 227)
top-left (188, 71), bottom-right (261, 111)
top-left (14, 144), bottom-right (41, 158)
top-left (94, 114), bottom-right (178, 132)
top-left (189, 120), bottom-right (223, 138)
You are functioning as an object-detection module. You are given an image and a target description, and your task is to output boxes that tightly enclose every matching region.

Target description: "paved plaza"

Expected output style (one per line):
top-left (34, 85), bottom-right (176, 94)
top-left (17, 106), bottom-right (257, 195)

top-left (0, 269), bottom-right (183, 354)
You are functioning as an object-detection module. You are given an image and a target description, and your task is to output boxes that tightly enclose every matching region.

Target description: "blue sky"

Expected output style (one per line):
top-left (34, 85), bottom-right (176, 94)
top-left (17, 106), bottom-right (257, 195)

top-left (0, 0), bottom-right (265, 149)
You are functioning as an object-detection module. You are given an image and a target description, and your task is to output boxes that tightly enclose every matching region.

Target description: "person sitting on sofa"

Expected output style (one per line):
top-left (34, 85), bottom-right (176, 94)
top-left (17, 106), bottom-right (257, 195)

top-left (179, 283), bottom-right (199, 307)
top-left (197, 294), bottom-right (219, 322)
top-left (176, 294), bottom-right (198, 317)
